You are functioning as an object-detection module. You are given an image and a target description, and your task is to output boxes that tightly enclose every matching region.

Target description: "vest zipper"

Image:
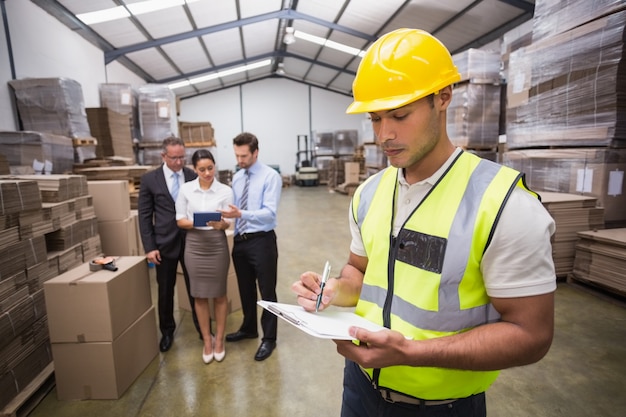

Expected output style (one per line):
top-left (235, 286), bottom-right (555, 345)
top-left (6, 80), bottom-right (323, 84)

top-left (384, 234), bottom-right (396, 328)
top-left (372, 234), bottom-right (398, 390)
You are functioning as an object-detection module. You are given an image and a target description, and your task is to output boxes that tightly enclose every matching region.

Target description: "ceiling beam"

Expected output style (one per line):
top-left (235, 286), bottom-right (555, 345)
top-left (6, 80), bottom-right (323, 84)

top-left (176, 74), bottom-right (352, 101)
top-left (156, 51), bottom-right (356, 85)
top-left (497, 0), bottom-right (535, 13)
top-left (105, 9), bottom-right (376, 64)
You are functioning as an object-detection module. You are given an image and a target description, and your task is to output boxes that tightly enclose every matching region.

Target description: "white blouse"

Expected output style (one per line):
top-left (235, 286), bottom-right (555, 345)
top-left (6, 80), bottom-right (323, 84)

top-left (175, 178), bottom-right (234, 230)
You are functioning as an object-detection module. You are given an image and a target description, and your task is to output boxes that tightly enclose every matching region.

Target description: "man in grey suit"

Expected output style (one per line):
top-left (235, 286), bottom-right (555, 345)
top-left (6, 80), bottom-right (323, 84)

top-left (138, 136), bottom-right (202, 352)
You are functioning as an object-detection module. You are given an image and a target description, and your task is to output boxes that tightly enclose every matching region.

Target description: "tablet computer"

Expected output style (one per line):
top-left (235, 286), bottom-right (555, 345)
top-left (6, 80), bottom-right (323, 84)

top-left (193, 212), bottom-right (221, 227)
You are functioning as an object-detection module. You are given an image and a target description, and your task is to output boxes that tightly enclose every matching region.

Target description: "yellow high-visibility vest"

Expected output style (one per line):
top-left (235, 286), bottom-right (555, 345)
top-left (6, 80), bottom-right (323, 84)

top-left (351, 151), bottom-right (538, 400)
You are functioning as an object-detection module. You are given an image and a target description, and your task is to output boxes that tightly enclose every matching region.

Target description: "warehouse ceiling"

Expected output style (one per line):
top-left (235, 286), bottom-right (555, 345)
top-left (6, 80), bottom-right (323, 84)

top-left (32, 0), bottom-right (535, 100)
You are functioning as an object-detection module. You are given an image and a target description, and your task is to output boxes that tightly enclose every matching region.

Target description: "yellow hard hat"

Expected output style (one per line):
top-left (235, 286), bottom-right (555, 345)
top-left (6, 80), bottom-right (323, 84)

top-left (346, 28), bottom-right (461, 114)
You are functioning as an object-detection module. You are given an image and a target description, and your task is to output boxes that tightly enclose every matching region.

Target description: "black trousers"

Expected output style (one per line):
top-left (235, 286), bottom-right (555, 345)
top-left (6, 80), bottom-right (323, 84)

top-left (155, 250), bottom-right (201, 337)
top-left (231, 231), bottom-right (278, 342)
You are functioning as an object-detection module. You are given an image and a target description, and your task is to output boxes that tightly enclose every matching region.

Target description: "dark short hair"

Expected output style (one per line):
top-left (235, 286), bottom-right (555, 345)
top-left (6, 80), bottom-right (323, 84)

top-left (191, 149), bottom-right (215, 167)
top-left (233, 132), bottom-right (259, 153)
top-left (425, 93), bottom-right (435, 108)
top-left (161, 136), bottom-right (185, 153)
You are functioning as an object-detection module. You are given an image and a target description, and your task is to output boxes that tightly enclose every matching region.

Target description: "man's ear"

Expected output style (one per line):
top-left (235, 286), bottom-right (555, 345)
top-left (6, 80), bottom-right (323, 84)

top-left (437, 86), bottom-right (454, 110)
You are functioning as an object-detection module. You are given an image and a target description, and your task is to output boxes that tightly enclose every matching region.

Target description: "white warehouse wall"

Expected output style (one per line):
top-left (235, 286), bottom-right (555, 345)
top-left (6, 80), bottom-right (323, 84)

top-left (104, 61), bottom-right (147, 88)
top-left (178, 78), bottom-right (364, 175)
top-left (1, 1), bottom-right (365, 176)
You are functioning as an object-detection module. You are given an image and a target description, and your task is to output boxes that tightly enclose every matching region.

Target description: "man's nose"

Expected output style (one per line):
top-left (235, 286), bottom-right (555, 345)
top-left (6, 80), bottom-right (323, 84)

top-left (377, 119), bottom-right (395, 144)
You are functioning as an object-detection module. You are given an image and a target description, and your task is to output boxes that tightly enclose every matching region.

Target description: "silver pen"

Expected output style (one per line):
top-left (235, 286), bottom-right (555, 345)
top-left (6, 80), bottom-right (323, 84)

top-left (315, 261), bottom-right (331, 312)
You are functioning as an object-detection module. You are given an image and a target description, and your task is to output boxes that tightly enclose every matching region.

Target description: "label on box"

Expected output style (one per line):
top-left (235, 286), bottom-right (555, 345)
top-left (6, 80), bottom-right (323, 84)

top-left (157, 101), bottom-right (170, 118)
top-left (120, 91), bottom-right (132, 105)
top-left (608, 170), bottom-right (623, 196)
top-left (576, 168), bottom-right (593, 193)
top-left (512, 72), bottom-right (525, 94)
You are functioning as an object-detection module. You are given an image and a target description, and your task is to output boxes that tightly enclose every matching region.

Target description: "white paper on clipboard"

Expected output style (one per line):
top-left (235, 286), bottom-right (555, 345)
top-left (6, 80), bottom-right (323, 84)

top-left (258, 300), bottom-right (386, 340)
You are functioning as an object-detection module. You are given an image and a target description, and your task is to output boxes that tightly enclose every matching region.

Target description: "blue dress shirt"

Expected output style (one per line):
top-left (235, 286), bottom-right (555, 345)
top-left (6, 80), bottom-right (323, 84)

top-left (232, 162), bottom-right (282, 234)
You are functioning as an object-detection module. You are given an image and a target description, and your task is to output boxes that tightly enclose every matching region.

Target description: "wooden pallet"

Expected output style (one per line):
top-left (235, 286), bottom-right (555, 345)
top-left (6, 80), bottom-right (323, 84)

top-left (0, 363), bottom-right (55, 417)
top-left (567, 274), bottom-right (626, 306)
top-left (72, 137), bottom-right (98, 146)
top-left (183, 141), bottom-right (216, 148)
top-left (136, 141), bottom-right (162, 149)
top-left (136, 141), bottom-right (216, 149)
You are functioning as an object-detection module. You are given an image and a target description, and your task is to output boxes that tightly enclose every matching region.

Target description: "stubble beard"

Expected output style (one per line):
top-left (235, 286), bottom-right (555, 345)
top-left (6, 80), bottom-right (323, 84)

top-left (391, 120), bottom-right (440, 170)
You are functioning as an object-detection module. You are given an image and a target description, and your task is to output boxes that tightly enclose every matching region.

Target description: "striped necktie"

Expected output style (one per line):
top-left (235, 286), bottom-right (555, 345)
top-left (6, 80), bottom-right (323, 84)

top-left (238, 170), bottom-right (249, 234)
top-left (171, 172), bottom-right (180, 201)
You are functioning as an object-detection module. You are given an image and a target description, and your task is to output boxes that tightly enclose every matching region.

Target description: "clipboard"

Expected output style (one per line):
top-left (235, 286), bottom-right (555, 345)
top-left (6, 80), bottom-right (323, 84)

top-left (258, 300), bottom-right (387, 340)
top-left (193, 212), bottom-right (221, 227)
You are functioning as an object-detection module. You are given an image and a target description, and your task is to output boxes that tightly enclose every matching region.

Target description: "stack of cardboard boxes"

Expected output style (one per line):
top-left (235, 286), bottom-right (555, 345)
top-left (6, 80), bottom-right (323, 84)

top-left (86, 108), bottom-right (135, 161)
top-left (87, 180), bottom-right (142, 256)
top-left (8, 77), bottom-right (98, 164)
top-left (44, 257), bottom-right (158, 400)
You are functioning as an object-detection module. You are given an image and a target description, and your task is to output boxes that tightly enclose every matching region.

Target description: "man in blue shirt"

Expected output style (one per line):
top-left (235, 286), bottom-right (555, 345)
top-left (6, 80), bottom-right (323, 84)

top-left (220, 132), bottom-right (282, 361)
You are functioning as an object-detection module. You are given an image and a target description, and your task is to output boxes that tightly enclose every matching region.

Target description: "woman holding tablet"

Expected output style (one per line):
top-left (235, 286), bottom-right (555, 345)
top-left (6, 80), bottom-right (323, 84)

top-left (176, 149), bottom-right (234, 364)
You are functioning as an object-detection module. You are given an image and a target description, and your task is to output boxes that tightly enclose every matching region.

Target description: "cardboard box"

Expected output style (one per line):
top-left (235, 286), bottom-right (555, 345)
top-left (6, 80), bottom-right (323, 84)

top-left (178, 121), bottom-right (215, 146)
top-left (130, 209), bottom-right (144, 254)
top-left (344, 162), bottom-right (360, 184)
top-left (0, 131), bottom-right (74, 175)
top-left (97, 216), bottom-right (140, 256)
top-left (88, 180), bottom-right (131, 222)
top-left (452, 48), bottom-right (502, 83)
top-left (448, 83), bottom-right (501, 149)
top-left (503, 147), bottom-right (626, 224)
top-left (86, 107), bottom-right (134, 159)
top-left (506, 11), bottom-right (626, 149)
top-left (51, 306), bottom-right (158, 400)
top-left (8, 77), bottom-right (93, 140)
top-left (43, 256), bottom-right (151, 343)
top-left (176, 230), bottom-right (241, 314)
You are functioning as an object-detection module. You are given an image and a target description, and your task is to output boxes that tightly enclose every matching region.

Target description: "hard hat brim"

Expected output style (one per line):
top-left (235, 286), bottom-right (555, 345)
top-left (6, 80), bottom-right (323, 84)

top-left (346, 94), bottom-right (417, 114)
top-left (345, 74), bottom-right (461, 114)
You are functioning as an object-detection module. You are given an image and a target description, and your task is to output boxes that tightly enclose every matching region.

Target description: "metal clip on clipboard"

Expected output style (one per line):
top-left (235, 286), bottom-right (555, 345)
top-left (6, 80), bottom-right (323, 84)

top-left (267, 304), bottom-right (305, 326)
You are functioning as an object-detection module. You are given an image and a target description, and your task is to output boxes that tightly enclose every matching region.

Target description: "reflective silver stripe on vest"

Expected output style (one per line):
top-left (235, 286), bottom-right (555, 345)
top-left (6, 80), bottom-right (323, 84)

top-left (358, 159), bottom-right (503, 332)
top-left (355, 169), bottom-right (387, 228)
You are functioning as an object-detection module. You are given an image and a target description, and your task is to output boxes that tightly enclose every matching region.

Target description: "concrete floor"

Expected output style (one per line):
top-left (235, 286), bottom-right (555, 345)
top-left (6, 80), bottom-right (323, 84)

top-left (28, 185), bottom-right (626, 416)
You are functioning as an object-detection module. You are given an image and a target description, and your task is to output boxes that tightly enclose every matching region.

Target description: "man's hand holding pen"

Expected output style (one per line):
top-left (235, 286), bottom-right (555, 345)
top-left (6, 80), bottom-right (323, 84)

top-left (292, 262), bottom-right (335, 312)
top-left (316, 261), bottom-right (331, 312)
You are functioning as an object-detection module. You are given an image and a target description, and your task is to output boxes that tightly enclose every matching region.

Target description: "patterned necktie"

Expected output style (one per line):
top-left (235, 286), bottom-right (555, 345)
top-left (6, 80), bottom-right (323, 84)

top-left (171, 172), bottom-right (180, 201)
top-left (238, 170), bottom-right (249, 234)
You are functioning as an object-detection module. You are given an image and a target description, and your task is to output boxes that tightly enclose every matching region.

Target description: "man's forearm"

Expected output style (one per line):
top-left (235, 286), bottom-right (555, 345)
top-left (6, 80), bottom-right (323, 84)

top-left (403, 293), bottom-right (554, 371)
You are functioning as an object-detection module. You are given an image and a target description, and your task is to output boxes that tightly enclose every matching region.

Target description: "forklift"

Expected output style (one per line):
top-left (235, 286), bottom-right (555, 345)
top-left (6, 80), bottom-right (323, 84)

top-left (294, 134), bottom-right (319, 186)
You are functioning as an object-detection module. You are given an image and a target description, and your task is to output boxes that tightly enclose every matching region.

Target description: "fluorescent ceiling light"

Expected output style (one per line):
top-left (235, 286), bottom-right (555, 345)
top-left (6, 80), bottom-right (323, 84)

top-left (77, 0), bottom-right (199, 25)
top-left (77, 8), bottom-right (129, 24)
top-left (129, 0), bottom-right (192, 15)
top-left (168, 80), bottom-right (191, 90)
top-left (169, 59), bottom-right (272, 90)
top-left (294, 30), bottom-right (366, 57)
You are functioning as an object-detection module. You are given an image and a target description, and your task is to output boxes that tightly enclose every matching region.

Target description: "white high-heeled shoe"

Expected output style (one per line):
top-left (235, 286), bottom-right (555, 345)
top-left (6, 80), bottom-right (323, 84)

top-left (213, 335), bottom-right (225, 362)
top-left (202, 347), bottom-right (213, 364)
top-left (214, 348), bottom-right (225, 362)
